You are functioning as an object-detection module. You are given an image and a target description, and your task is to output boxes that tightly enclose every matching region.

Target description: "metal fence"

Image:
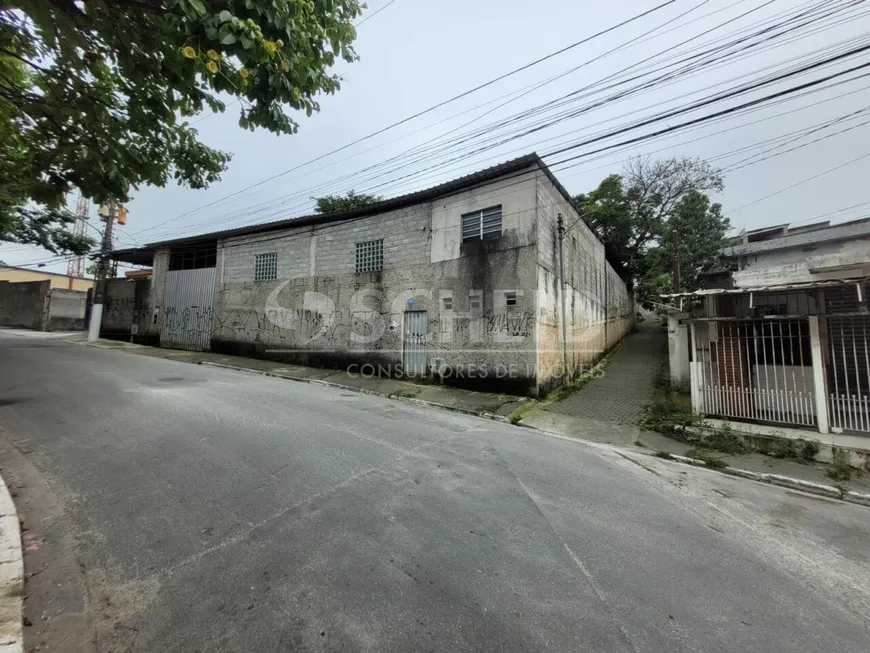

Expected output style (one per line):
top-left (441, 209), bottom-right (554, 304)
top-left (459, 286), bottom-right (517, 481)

top-left (826, 315), bottom-right (870, 433)
top-left (693, 318), bottom-right (816, 427)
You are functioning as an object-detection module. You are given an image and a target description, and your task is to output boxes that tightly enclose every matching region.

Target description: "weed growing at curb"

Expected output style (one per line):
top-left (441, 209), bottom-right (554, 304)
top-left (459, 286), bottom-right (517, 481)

top-left (827, 449), bottom-right (853, 482)
top-left (507, 401), bottom-right (537, 425)
top-left (692, 452), bottom-right (728, 470)
top-left (688, 423), bottom-right (748, 455)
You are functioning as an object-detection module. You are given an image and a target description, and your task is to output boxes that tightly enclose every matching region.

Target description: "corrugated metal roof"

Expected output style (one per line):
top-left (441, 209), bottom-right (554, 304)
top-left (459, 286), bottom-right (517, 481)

top-left (114, 152), bottom-right (553, 263)
top-left (661, 277), bottom-right (869, 299)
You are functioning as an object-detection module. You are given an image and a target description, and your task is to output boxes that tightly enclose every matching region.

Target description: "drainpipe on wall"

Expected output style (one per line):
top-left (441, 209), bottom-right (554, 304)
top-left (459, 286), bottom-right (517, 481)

top-left (556, 213), bottom-right (569, 382)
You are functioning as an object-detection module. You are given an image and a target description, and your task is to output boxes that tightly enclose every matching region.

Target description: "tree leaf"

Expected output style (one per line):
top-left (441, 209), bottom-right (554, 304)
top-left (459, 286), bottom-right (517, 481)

top-left (188, 0), bottom-right (207, 16)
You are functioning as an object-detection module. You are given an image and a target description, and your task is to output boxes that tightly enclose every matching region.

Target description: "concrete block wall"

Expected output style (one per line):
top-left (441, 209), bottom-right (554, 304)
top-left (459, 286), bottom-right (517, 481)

top-left (46, 288), bottom-right (87, 331)
top-left (101, 277), bottom-right (155, 340)
top-left (212, 174), bottom-right (542, 394)
top-left (0, 280), bottom-right (50, 330)
top-left (534, 172), bottom-right (634, 392)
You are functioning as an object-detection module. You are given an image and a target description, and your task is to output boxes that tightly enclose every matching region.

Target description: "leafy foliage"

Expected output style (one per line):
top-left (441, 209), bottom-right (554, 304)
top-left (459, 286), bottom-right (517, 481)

top-left (314, 190), bottom-right (383, 214)
top-left (0, 0), bottom-right (362, 252)
top-left (576, 157), bottom-right (729, 307)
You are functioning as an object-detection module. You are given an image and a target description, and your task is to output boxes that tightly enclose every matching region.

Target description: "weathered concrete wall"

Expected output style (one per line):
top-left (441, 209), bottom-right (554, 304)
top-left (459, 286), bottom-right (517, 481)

top-left (534, 172), bottom-right (634, 393)
top-left (0, 280), bottom-right (50, 330)
top-left (211, 170), bottom-right (542, 394)
top-left (733, 237), bottom-right (870, 287)
top-left (0, 266), bottom-right (92, 291)
top-left (46, 288), bottom-right (87, 331)
top-left (101, 278), bottom-right (156, 340)
top-left (151, 248), bottom-right (169, 336)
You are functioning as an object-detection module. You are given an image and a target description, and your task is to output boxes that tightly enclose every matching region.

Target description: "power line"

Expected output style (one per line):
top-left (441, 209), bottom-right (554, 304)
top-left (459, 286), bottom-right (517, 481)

top-left (154, 2), bottom-right (862, 238)
top-left (143, 1), bottom-right (678, 228)
top-left (729, 151), bottom-right (870, 214)
top-left (355, 0), bottom-right (400, 27)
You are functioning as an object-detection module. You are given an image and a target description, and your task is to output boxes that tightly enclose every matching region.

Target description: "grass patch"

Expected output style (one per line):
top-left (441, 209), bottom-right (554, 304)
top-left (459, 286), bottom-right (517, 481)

top-left (827, 449), bottom-right (853, 482)
top-left (753, 433), bottom-right (820, 463)
top-left (507, 401), bottom-right (537, 425)
top-left (687, 423), bottom-right (748, 455)
top-left (692, 452), bottom-right (728, 470)
top-left (639, 364), bottom-right (701, 438)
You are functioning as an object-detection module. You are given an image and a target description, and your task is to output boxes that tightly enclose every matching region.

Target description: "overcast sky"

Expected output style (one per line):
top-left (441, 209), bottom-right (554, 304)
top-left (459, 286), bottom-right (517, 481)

top-left (3, 0), bottom-right (869, 273)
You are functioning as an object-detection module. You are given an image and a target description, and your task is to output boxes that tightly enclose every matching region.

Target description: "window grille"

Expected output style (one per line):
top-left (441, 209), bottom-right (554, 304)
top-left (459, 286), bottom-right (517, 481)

top-left (355, 239), bottom-right (383, 273)
top-left (254, 252), bottom-right (277, 281)
top-left (461, 206), bottom-right (502, 241)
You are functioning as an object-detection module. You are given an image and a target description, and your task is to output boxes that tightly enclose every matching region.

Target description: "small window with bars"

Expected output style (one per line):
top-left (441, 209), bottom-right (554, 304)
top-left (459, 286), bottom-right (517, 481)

top-left (355, 239), bottom-right (383, 273)
top-left (461, 205), bottom-right (502, 242)
top-left (254, 252), bottom-right (278, 281)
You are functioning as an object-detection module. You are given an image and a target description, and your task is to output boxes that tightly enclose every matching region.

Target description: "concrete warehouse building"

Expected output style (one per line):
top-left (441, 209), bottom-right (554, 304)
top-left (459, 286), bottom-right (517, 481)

top-left (113, 154), bottom-right (634, 395)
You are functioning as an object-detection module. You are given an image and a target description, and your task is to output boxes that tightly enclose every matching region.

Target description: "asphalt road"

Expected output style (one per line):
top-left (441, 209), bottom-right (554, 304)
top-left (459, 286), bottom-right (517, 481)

top-left (1, 333), bottom-right (869, 652)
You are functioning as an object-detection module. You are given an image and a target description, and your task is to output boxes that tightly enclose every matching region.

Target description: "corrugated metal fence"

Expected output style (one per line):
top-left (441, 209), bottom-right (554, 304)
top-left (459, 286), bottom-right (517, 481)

top-left (160, 268), bottom-right (215, 351)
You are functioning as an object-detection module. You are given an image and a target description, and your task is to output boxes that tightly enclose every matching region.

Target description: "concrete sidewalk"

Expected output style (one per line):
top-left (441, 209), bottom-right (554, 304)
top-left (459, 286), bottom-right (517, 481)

top-left (0, 470), bottom-right (23, 653)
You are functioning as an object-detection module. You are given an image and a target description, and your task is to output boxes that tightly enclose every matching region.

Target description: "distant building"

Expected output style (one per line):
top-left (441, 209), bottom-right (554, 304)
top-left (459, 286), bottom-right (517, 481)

top-left (665, 218), bottom-right (870, 441)
top-left (113, 154), bottom-right (635, 395)
top-left (0, 264), bottom-right (93, 292)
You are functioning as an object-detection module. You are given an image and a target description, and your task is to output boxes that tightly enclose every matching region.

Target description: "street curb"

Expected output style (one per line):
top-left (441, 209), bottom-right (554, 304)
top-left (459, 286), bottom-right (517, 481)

top-left (198, 362), bottom-right (510, 424)
top-left (656, 452), bottom-right (854, 504)
top-left (0, 472), bottom-right (23, 653)
top-left (843, 490), bottom-right (870, 507)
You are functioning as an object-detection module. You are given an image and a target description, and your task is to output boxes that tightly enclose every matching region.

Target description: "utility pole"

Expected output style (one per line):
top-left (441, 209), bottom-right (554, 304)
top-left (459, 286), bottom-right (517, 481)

top-left (672, 232), bottom-right (681, 294)
top-left (556, 213), bottom-right (569, 382)
top-left (88, 200), bottom-right (117, 342)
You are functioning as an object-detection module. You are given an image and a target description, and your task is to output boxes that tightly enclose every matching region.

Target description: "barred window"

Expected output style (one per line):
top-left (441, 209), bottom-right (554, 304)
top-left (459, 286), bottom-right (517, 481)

top-left (254, 252), bottom-right (277, 281)
top-left (355, 239), bottom-right (383, 273)
top-left (461, 205), bottom-right (502, 242)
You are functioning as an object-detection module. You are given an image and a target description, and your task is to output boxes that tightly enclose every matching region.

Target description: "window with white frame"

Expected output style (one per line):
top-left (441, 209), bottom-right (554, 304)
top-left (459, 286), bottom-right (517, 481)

top-left (355, 239), bottom-right (383, 273)
top-left (461, 205), bottom-right (502, 242)
top-left (442, 296), bottom-right (453, 311)
top-left (505, 291), bottom-right (518, 307)
top-left (469, 292), bottom-right (481, 310)
top-left (254, 252), bottom-right (278, 281)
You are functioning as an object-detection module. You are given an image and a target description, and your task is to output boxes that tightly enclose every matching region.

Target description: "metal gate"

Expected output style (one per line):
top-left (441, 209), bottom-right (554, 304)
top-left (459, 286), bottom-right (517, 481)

top-left (825, 315), bottom-right (870, 433)
top-left (693, 318), bottom-right (816, 427)
top-left (161, 267), bottom-right (216, 350)
top-left (403, 310), bottom-right (428, 376)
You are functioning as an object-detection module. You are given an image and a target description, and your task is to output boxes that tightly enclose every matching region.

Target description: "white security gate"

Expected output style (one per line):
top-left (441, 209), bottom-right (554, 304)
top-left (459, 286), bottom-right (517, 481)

top-left (161, 267), bottom-right (216, 351)
top-left (826, 315), bottom-right (870, 434)
top-left (693, 319), bottom-right (816, 427)
top-left (403, 311), bottom-right (428, 376)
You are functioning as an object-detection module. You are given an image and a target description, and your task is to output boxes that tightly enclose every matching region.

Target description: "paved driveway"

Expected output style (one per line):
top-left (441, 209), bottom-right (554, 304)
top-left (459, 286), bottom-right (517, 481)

top-left (0, 334), bottom-right (868, 652)
top-left (546, 318), bottom-right (666, 424)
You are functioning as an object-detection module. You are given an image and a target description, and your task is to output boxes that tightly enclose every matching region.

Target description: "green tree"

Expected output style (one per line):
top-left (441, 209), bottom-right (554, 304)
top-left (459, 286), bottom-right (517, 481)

top-left (575, 157), bottom-right (728, 306)
top-left (314, 190), bottom-right (383, 214)
top-left (0, 0), bottom-right (363, 253)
